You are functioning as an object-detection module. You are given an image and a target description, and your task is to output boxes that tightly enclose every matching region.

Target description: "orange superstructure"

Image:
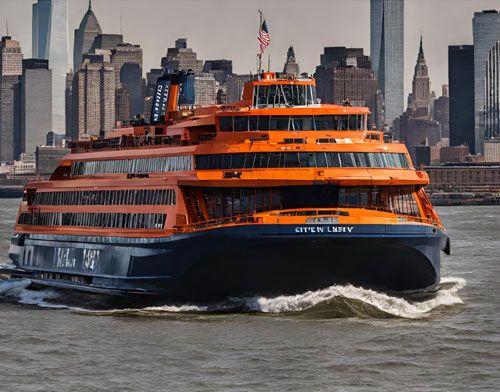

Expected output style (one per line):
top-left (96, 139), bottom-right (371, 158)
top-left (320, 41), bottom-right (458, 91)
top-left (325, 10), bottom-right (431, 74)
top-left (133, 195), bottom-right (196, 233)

top-left (4, 71), bottom-right (449, 299)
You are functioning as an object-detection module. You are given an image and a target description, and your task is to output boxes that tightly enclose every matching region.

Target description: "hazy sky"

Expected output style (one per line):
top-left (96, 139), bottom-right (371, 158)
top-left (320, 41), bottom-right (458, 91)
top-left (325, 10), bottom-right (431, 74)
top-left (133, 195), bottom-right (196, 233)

top-left (1, 0), bottom-right (499, 101)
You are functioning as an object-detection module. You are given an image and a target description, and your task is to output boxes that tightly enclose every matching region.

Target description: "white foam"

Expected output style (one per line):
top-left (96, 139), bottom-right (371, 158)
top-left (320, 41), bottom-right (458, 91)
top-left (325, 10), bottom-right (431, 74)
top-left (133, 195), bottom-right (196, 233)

top-left (245, 277), bottom-right (466, 318)
top-left (1, 277), bottom-right (466, 318)
top-left (0, 279), bottom-right (63, 308)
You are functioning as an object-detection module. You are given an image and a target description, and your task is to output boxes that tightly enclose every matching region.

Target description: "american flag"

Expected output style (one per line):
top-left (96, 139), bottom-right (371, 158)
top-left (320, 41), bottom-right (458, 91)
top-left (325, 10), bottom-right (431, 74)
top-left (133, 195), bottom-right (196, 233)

top-left (258, 19), bottom-right (270, 53)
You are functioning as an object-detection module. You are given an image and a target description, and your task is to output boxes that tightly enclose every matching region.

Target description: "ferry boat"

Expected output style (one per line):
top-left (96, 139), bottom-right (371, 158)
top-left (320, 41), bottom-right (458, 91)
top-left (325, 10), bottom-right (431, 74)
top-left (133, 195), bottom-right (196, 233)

top-left (1, 71), bottom-right (450, 299)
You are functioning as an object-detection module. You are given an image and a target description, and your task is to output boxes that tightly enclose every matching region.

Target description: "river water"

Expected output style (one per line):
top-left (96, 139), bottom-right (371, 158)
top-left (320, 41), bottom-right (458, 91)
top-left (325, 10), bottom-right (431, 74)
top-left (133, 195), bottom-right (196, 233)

top-left (0, 198), bottom-right (498, 391)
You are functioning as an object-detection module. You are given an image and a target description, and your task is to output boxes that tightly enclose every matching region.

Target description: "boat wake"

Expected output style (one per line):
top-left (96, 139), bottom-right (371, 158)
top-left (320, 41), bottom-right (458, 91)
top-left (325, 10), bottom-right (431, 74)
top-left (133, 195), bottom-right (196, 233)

top-left (0, 278), bottom-right (65, 308)
top-left (0, 277), bottom-right (466, 319)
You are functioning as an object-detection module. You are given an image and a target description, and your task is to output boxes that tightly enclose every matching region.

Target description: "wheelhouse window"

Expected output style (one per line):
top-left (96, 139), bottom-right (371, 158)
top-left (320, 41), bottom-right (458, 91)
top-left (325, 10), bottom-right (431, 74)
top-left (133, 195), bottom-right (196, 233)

top-left (195, 152), bottom-right (410, 170)
top-left (217, 115), bottom-right (366, 132)
top-left (252, 84), bottom-right (316, 108)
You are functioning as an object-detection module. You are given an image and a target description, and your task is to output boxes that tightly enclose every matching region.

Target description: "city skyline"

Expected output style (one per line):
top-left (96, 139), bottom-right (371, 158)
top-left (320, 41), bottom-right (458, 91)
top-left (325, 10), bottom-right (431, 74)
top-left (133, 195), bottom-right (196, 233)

top-left (1, 0), bottom-right (499, 103)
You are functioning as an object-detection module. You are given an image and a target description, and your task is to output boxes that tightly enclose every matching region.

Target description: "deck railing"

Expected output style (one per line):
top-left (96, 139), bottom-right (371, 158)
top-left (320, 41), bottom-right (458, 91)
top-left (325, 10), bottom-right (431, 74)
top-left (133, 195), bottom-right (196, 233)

top-left (176, 207), bottom-right (441, 232)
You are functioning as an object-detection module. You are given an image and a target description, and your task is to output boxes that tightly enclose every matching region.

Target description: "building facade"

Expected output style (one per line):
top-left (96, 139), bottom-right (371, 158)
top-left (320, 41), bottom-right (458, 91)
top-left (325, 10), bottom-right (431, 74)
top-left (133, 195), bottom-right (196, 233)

top-left (283, 46), bottom-right (300, 76)
top-left (315, 47), bottom-right (381, 128)
top-left (448, 45), bottom-right (475, 152)
top-left (194, 73), bottom-right (217, 106)
top-left (161, 38), bottom-right (203, 73)
top-left (485, 40), bottom-right (500, 139)
top-left (484, 139), bottom-right (500, 162)
top-left (20, 59), bottom-right (52, 156)
top-left (71, 59), bottom-right (115, 139)
top-left (370, 0), bottom-right (404, 127)
top-left (472, 9), bottom-right (500, 154)
top-left (120, 63), bottom-right (143, 117)
top-left (0, 36), bottom-right (23, 162)
top-left (225, 74), bottom-right (251, 103)
top-left (433, 94), bottom-right (450, 138)
top-left (203, 60), bottom-right (233, 84)
top-left (35, 145), bottom-right (70, 176)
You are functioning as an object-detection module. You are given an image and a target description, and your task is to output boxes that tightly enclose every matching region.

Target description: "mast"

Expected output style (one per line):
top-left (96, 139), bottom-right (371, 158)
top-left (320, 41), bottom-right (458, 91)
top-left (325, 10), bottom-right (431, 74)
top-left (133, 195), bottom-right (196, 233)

top-left (257, 10), bottom-right (263, 74)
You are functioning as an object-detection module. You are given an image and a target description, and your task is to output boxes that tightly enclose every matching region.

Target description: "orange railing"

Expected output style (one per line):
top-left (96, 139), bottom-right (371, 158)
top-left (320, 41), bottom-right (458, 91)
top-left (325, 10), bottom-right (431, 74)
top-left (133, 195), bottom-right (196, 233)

top-left (176, 207), bottom-right (441, 232)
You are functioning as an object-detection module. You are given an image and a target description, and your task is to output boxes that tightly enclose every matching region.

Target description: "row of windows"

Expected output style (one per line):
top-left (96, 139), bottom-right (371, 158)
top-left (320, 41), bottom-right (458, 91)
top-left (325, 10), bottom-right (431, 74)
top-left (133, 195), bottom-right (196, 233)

top-left (218, 115), bottom-right (365, 132)
top-left (195, 152), bottom-right (410, 170)
top-left (71, 155), bottom-right (193, 176)
top-left (18, 212), bottom-right (166, 229)
top-left (195, 186), bottom-right (421, 221)
top-left (252, 84), bottom-right (317, 108)
top-left (32, 189), bottom-right (176, 206)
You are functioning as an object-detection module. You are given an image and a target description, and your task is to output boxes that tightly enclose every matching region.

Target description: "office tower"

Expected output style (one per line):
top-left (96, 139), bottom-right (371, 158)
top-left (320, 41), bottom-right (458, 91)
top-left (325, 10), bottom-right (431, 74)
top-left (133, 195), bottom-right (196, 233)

top-left (65, 72), bottom-right (72, 136)
top-left (370, 0), bottom-right (404, 127)
top-left (115, 88), bottom-right (130, 122)
top-left (120, 63), bottom-right (143, 117)
top-left (144, 68), bottom-right (163, 97)
top-left (203, 60), bottom-right (233, 84)
top-left (226, 74), bottom-right (251, 103)
top-left (0, 36), bottom-right (23, 162)
top-left (472, 9), bottom-right (500, 153)
top-left (71, 58), bottom-right (115, 139)
top-left (110, 43), bottom-right (143, 88)
top-left (411, 36), bottom-right (431, 119)
top-left (161, 38), bottom-right (203, 73)
top-left (282, 46), bottom-right (300, 76)
top-left (195, 73), bottom-right (217, 106)
top-left (35, 145), bottom-right (70, 176)
top-left (448, 45), bottom-right (475, 152)
top-left (433, 94), bottom-right (450, 138)
top-left (20, 59), bottom-right (52, 156)
top-left (73, 0), bottom-right (102, 72)
top-left (32, 0), bottom-right (69, 133)
top-left (90, 33), bottom-right (123, 52)
top-left (485, 41), bottom-right (500, 139)
top-left (32, 0), bottom-right (51, 59)
top-left (315, 47), bottom-right (381, 127)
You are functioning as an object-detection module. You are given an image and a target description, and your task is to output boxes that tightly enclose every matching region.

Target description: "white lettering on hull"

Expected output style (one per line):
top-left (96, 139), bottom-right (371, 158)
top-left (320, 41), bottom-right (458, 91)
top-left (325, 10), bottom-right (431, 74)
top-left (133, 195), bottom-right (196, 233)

top-left (294, 226), bottom-right (354, 234)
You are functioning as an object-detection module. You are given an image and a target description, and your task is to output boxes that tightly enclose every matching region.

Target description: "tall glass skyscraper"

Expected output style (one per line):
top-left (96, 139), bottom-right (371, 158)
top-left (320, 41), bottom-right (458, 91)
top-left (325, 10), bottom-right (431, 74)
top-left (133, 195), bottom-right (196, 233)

top-left (370, 0), bottom-right (404, 128)
top-left (448, 45), bottom-right (475, 152)
top-left (473, 10), bottom-right (500, 154)
top-left (32, 0), bottom-right (69, 133)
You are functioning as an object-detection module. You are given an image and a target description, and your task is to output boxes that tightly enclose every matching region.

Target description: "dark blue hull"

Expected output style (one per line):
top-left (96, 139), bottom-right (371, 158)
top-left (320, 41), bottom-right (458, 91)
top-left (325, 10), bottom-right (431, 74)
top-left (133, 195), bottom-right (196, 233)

top-left (3, 224), bottom-right (449, 300)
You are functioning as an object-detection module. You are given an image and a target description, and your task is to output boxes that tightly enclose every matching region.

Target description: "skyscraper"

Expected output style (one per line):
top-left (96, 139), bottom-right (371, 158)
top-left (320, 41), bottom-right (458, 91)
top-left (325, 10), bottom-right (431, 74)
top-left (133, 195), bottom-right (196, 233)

top-left (315, 47), bottom-right (382, 127)
top-left (472, 9), bottom-right (500, 153)
top-left (161, 38), bottom-right (203, 73)
top-left (20, 59), bottom-right (52, 155)
top-left (73, 0), bottom-right (102, 72)
top-left (485, 41), bottom-right (500, 139)
top-left (411, 36), bottom-right (431, 119)
top-left (448, 45), bottom-right (475, 152)
top-left (71, 58), bottom-right (115, 139)
top-left (370, 0), bottom-right (404, 127)
top-left (0, 36), bottom-right (23, 162)
top-left (120, 63), bottom-right (142, 117)
top-left (283, 46), bottom-right (300, 77)
top-left (203, 60), bottom-right (233, 84)
top-left (32, 0), bottom-right (69, 133)
top-left (32, 0), bottom-right (51, 59)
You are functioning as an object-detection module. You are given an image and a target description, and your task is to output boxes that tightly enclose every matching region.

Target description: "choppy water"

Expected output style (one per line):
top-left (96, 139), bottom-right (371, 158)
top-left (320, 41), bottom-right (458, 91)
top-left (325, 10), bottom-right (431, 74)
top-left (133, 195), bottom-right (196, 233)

top-left (0, 198), bottom-right (499, 391)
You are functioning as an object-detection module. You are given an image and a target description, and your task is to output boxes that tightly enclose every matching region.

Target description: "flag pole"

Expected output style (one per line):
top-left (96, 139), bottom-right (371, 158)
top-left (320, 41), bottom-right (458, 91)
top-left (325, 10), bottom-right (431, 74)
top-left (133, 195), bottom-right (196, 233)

top-left (258, 10), bottom-right (262, 74)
